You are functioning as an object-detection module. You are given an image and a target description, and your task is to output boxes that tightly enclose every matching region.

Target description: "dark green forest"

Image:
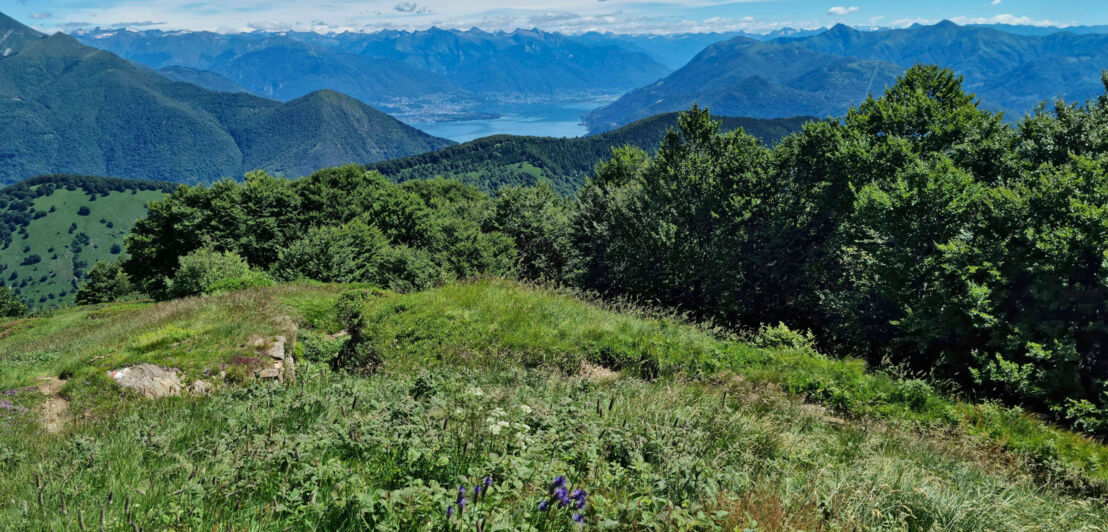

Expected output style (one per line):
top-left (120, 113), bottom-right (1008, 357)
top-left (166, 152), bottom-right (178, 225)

top-left (30, 66), bottom-right (1104, 439)
top-left (368, 113), bottom-right (810, 194)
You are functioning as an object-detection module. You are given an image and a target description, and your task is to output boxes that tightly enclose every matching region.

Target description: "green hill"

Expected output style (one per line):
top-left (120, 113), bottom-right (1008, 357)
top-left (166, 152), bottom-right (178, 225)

top-left (369, 112), bottom-right (812, 194)
top-left (0, 13), bottom-right (453, 185)
top-left (0, 175), bottom-right (176, 307)
top-left (0, 280), bottom-right (1106, 529)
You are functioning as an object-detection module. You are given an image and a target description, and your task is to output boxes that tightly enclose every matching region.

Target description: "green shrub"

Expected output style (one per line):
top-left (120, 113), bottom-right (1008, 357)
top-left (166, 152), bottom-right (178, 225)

top-left (753, 322), bottom-right (818, 354)
top-left (0, 286), bottom-right (27, 318)
top-left (165, 247), bottom-right (254, 299)
top-left (75, 260), bottom-right (135, 305)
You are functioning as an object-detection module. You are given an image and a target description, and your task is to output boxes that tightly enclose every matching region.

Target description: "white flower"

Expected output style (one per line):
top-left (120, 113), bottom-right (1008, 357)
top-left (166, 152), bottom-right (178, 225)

top-left (518, 404), bottom-right (533, 414)
top-left (487, 420), bottom-right (510, 435)
top-left (491, 407), bottom-right (507, 418)
top-left (467, 387), bottom-right (485, 397)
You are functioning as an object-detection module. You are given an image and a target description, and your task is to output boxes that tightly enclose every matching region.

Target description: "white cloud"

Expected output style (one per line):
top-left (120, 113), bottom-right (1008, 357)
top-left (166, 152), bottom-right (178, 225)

top-left (828, 6), bottom-right (860, 16)
top-left (29, 12), bottom-right (52, 19)
top-left (990, 0), bottom-right (1002, 5)
top-left (887, 13), bottom-right (1067, 28)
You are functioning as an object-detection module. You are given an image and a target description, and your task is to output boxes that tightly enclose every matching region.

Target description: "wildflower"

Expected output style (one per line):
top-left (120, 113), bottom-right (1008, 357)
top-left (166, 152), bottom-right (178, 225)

top-left (474, 485), bottom-right (482, 500)
top-left (446, 505), bottom-right (454, 518)
top-left (572, 489), bottom-right (587, 509)
top-left (573, 513), bottom-right (585, 524)
top-left (538, 500), bottom-right (550, 511)
top-left (550, 475), bottom-right (567, 490)
top-left (554, 487), bottom-right (570, 507)
top-left (458, 497), bottom-right (467, 513)
top-left (484, 476), bottom-right (493, 488)
top-left (468, 386), bottom-right (485, 397)
top-left (519, 404), bottom-right (533, 414)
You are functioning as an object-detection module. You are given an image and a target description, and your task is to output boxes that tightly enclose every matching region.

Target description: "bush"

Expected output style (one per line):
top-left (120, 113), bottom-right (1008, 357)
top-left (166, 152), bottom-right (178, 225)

top-left (0, 286), bottom-right (27, 318)
top-left (76, 260), bottom-right (135, 305)
top-left (77, 206), bottom-right (91, 216)
top-left (165, 248), bottom-right (255, 299)
top-left (753, 322), bottom-right (818, 354)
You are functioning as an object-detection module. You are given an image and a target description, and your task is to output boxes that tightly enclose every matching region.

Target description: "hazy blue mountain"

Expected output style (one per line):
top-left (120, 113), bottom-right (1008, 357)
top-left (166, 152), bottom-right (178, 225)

top-left (156, 66), bottom-right (250, 94)
top-left (75, 26), bottom-right (672, 119)
top-left (584, 35), bottom-right (902, 132)
top-left (586, 21), bottom-right (1108, 131)
top-left (966, 24), bottom-right (1108, 36)
top-left (0, 13), bottom-right (453, 185)
top-left (783, 22), bottom-right (1108, 113)
top-left (575, 28), bottom-right (828, 69)
top-left (309, 27), bottom-right (671, 97)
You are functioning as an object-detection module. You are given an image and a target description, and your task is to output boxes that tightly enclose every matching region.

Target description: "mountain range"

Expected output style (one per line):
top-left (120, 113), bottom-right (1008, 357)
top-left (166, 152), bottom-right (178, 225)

top-left (74, 27), bottom-right (672, 122)
top-left (585, 21), bottom-right (1108, 131)
top-left (0, 12), bottom-right (453, 185)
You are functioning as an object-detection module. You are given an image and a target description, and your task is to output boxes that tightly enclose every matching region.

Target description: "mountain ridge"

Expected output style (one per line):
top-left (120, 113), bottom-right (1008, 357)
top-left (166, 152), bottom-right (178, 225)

top-left (0, 12), bottom-right (453, 185)
top-left (585, 21), bottom-right (1108, 131)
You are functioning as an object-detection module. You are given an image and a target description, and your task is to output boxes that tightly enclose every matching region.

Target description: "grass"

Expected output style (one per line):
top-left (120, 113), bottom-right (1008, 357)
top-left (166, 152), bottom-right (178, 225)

top-left (0, 187), bottom-right (167, 307)
top-left (1, 279), bottom-right (1107, 530)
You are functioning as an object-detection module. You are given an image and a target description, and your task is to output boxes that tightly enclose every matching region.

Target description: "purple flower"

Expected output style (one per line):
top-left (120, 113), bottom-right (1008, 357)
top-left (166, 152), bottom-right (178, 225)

top-left (538, 500), bottom-right (550, 511)
top-left (458, 486), bottom-right (466, 498)
top-left (446, 505), bottom-right (454, 518)
top-left (474, 485), bottom-right (482, 498)
top-left (458, 497), bottom-right (467, 511)
top-left (484, 476), bottom-right (493, 488)
top-left (573, 513), bottom-right (586, 523)
top-left (555, 487), bottom-right (570, 508)
top-left (571, 489), bottom-right (587, 501)
top-left (550, 475), bottom-right (567, 490)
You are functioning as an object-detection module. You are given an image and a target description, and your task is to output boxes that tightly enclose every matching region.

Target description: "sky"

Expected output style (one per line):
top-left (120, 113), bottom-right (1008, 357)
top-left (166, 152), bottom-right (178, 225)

top-left (6, 0), bottom-right (1106, 35)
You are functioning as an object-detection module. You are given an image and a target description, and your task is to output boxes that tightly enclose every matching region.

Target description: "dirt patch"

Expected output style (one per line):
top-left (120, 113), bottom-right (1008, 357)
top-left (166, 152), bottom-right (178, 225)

top-left (36, 377), bottom-right (69, 433)
top-left (581, 362), bottom-right (620, 382)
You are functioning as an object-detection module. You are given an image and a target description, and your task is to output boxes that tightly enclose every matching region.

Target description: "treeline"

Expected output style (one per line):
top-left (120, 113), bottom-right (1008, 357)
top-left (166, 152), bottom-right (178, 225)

top-left (368, 113), bottom-right (811, 195)
top-left (87, 66), bottom-right (1108, 436)
top-left (0, 174), bottom-right (178, 248)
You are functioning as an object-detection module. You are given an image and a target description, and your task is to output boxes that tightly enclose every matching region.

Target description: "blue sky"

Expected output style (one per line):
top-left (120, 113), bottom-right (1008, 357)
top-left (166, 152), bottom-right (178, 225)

top-left (7, 0), bottom-right (1105, 34)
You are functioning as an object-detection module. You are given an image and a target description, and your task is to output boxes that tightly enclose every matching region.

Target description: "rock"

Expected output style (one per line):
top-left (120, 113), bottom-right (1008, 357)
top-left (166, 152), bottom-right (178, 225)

top-left (257, 368), bottom-right (281, 381)
top-left (108, 364), bottom-right (183, 399)
top-left (252, 335), bottom-right (286, 360)
top-left (186, 381), bottom-right (209, 396)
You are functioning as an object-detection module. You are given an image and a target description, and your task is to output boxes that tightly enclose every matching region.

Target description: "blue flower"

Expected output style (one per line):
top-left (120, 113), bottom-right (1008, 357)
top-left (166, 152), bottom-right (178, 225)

top-left (573, 513), bottom-right (585, 523)
top-left (484, 476), bottom-right (493, 488)
top-left (474, 485), bottom-right (482, 498)
top-left (538, 500), bottom-right (550, 511)
top-left (550, 475), bottom-right (567, 490)
top-left (446, 505), bottom-right (454, 518)
top-left (458, 497), bottom-right (467, 511)
top-left (571, 489), bottom-right (587, 501)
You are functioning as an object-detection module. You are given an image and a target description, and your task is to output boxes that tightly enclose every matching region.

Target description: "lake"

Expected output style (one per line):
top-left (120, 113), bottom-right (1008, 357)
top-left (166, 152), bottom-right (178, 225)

top-left (408, 100), bottom-right (602, 142)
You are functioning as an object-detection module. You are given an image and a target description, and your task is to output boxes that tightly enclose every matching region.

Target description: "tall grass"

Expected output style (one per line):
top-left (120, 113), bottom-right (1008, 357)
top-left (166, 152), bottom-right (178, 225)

top-left (0, 279), bottom-right (1106, 529)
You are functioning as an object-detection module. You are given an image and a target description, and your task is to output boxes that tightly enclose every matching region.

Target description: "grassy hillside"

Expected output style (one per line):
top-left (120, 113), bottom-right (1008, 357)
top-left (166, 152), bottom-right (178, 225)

top-left (369, 113), bottom-right (812, 194)
top-left (0, 14), bottom-right (453, 185)
top-left (1, 280), bottom-right (1106, 529)
top-left (0, 176), bottom-right (174, 307)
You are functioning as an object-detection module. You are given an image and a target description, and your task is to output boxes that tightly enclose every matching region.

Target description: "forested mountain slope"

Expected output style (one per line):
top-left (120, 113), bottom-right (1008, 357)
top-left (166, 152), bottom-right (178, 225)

top-left (585, 21), bottom-right (1108, 131)
top-left (369, 112), bottom-right (812, 194)
top-left (0, 13), bottom-right (452, 185)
